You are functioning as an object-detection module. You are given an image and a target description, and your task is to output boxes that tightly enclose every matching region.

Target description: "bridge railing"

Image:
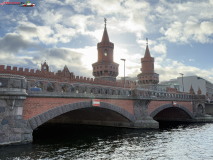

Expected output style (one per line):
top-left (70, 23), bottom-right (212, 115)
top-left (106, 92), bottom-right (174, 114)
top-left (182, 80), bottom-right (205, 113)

top-left (132, 89), bottom-right (205, 100)
top-left (24, 79), bottom-right (206, 100)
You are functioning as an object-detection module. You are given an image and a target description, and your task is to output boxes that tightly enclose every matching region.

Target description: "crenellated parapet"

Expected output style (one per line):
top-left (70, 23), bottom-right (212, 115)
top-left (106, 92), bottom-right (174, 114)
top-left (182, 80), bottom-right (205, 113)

top-left (0, 65), bottom-right (137, 89)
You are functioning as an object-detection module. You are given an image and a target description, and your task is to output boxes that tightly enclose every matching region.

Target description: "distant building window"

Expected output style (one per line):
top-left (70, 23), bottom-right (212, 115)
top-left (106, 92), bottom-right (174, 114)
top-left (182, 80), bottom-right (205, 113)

top-left (150, 76), bottom-right (152, 78)
top-left (94, 67), bottom-right (95, 69)
top-left (105, 66), bottom-right (108, 68)
top-left (97, 67), bottom-right (99, 69)
top-left (65, 70), bottom-right (67, 76)
top-left (65, 80), bottom-right (67, 82)
top-left (146, 76), bottom-right (147, 78)
top-left (100, 66), bottom-right (102, 68)
top-left (113, 67), bottom-right (115, 69)
top-left (111, 66), bottom-right (112, 68)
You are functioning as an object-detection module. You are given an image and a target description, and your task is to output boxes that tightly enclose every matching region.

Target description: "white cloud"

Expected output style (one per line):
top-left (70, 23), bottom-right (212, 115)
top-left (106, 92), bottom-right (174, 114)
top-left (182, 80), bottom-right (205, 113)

top-left (152, 44), bottom-right (167, 54)
top-left (189, 59), bottom-right (195, 61)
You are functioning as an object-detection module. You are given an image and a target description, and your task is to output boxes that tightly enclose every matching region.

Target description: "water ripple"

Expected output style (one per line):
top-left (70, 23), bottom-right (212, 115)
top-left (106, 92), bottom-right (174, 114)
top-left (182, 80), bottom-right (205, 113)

top-left (1, 123), bottom-right (213, 159)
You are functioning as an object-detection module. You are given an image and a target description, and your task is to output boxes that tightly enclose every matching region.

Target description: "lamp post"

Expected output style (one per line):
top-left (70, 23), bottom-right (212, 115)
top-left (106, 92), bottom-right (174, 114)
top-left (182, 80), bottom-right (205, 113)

top-left (179, 73), bottom-right (184, 95)
top-left (121, 59), bottom-right (126, 88)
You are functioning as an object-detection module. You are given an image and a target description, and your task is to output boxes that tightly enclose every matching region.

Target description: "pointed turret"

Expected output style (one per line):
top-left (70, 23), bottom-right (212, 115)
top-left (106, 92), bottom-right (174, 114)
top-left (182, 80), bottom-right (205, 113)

top-left (189, 84), bottom-right (195, 94)
top-left (144, 45), bottom-right (151, 58)
top-left (197, 86), bottom-right (202, 95)
top-left (101, 27), bottom-right (109, 42)
top-left (137, 38), bottom-right (159, 85)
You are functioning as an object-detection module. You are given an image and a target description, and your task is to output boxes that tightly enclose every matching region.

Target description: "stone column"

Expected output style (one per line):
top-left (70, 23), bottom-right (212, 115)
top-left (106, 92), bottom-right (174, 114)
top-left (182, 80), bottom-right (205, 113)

top-left (0, 76), bottom-right (33, 146)
top-left (133, 100), bottom-right (159, 128)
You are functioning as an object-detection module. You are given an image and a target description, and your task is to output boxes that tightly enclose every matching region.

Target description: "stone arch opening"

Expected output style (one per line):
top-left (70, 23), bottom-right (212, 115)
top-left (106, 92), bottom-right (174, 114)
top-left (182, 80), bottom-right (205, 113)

top-left (27, 101), bottom-right (135, 130)
top-left (47, 83), bottom-right (55, 92)
top-left (70, 85), bottom-right (74, 93)
top-left (61, 84), bottom-right (67, 92)
top-left (150, 103), bottom-right (193, 122)
top-left (33, 81), bottom-right (43, 90)
top-left (197, 104), bottom-right (204, 115)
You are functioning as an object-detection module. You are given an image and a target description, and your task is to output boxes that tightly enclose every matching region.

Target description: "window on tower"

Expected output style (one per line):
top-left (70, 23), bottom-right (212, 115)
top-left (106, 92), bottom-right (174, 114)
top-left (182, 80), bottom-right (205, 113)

top-left (104, 49), bottom-right (108, 56)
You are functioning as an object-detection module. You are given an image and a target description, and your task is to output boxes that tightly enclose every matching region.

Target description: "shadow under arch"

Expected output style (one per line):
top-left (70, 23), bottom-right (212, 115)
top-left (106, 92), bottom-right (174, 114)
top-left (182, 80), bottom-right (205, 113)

top-left (28, 101), bottom-right (136, 130)
top-left (149, 103), bottom-right (194, 119)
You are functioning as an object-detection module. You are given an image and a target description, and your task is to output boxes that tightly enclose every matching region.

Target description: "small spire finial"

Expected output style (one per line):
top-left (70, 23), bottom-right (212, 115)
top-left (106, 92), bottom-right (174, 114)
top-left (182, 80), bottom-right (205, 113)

top-left (146, 38), bottom-right (148, 45)
top-left (104, 18), bottom-right (107, 28)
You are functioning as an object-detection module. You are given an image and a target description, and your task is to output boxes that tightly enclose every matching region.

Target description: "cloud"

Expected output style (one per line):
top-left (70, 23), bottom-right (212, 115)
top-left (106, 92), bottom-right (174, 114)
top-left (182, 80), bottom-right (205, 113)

top-left (189, 59), bottom-right (195, 61)
top-left (152, 44), bottom-right (167, 54)
top-left (0, 33), bottom-right (39, 54)
top-left (155, 0), bottom-right (213, 44)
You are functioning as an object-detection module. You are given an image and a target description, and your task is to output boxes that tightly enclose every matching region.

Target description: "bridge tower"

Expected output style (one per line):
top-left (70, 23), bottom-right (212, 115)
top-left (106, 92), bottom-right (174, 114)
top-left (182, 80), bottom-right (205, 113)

top-left (92, 18), bottom-right (119, 82)
top-left (137, 39), bottom-right (159, 85)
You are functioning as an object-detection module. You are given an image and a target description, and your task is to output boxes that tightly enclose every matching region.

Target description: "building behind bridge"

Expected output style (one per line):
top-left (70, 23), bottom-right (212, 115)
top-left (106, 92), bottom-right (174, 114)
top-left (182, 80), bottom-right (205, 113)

top-left (161, 76), bottom-right (213, 99)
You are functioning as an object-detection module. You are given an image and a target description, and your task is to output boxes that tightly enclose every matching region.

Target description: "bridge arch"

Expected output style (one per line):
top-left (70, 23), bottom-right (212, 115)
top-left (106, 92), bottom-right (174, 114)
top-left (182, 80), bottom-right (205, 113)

top-left (27, 101), bottom-right (136, 130)
top-left (149, 103), bottom-right (194, 119)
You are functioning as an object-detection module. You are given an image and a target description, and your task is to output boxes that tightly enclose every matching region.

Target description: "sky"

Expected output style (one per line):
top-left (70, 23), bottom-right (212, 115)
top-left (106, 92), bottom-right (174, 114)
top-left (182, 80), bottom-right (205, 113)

top-left (0, 0), bottom-right (213, 83)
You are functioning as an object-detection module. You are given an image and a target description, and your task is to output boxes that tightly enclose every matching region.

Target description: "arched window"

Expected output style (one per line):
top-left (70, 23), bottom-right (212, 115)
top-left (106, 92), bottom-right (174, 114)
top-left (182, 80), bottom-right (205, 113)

top-left (104, 49), bottom-right (108, 56)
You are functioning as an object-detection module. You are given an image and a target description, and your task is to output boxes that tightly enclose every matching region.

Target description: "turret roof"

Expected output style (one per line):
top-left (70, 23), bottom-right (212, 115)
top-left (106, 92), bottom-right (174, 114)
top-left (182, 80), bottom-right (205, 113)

top-left (144, 45), bottom-right (151, 58)
top-left (101, 27), bottom-right (110, 42)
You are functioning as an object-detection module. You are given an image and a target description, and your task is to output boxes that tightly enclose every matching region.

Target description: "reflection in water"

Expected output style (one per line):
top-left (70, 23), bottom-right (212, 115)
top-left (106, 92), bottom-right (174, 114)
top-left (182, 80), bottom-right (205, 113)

top-left (1, 123), bottom-right (213, 159)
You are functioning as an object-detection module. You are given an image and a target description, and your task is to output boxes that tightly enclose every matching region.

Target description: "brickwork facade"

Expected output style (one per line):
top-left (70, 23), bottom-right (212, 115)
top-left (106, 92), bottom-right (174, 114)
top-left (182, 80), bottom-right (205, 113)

top-left (23, 97), bottom-right (134, 120)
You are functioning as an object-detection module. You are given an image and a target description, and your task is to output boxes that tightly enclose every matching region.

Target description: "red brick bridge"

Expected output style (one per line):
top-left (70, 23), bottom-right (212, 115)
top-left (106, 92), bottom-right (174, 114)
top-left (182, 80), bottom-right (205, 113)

top-left (22, 78), bottom-right (206, 130)
top-left (0, 76), bottom-right (209, 146)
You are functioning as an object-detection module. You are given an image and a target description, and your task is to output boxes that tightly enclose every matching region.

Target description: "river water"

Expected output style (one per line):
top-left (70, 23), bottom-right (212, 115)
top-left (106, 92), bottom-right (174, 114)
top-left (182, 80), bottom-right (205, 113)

top-left (1, 122), bottom-right (213, 160)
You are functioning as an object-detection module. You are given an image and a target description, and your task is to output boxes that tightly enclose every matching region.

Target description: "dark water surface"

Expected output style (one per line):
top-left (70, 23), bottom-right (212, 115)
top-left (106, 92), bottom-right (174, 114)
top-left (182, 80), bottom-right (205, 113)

top-left (1, 123), bottom-right (213, 160)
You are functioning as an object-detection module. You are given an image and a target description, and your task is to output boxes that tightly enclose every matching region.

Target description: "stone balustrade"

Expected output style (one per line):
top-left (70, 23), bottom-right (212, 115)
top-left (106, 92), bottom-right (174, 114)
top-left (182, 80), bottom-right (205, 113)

top-left (25, 79), bottom-right (205, 100)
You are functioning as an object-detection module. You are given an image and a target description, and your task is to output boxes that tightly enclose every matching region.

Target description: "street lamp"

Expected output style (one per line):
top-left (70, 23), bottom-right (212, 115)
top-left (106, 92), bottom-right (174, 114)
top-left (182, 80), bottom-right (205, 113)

top-left (121, 59), bottom-right (126, 88)
top-left (179, 73), bottom-right (184, 93)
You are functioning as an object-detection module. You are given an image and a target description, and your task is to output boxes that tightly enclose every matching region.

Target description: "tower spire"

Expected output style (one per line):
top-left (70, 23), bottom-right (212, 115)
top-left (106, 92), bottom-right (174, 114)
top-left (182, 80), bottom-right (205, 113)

top-left (101, 18), bottom-right (109, 42)
top-left (144, 38), bottom-right (151, 58)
